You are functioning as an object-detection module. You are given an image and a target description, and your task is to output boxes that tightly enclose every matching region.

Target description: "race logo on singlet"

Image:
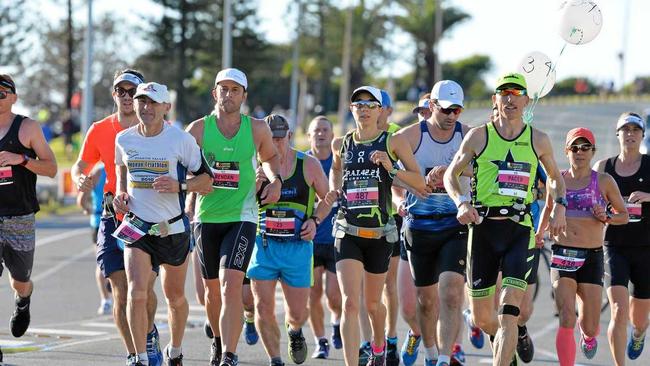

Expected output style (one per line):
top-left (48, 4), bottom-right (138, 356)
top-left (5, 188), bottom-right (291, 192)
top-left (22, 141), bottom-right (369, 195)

top-left (0, 166), bottom-right (13, 185)
top-left (127, 158), bottom-right (169, 188)
top-left (496, 161), bottom-right (531, 199)
top-left (265, 209), bottom-right (296, 237)
top-left (212, 161), bottom-right (240, 189)
top-left (624, 196), bottom-right (642, 223)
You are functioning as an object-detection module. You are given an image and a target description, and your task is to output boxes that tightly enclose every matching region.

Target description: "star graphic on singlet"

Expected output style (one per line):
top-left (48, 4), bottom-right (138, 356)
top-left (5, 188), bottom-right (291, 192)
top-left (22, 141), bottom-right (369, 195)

top-left (491, 149), bottom-right (515, 183)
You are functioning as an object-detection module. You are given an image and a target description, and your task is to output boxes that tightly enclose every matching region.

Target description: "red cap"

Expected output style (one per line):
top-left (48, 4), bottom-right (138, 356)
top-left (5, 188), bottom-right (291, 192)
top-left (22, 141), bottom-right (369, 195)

top-left (565, 127), bottom-right (596, 147)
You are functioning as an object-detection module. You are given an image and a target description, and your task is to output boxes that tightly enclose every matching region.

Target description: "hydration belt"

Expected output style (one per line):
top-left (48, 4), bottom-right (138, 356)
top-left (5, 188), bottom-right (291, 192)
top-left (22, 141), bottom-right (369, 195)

top-left (333, 214), bottom-right (398, 242)
top-left (475, 200), bottom-right (531, 223)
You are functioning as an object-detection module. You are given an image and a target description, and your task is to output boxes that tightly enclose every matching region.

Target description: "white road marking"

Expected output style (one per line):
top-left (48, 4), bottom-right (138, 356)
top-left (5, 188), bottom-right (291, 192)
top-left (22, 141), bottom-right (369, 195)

top-left (30, 245), bottom-right (96, 283)
top-left (27, 328), bottom-right (106, 337)
top-left (0, 339), bottom-right (34, 347)
top-left (35, 228), bottom-right (87, 247)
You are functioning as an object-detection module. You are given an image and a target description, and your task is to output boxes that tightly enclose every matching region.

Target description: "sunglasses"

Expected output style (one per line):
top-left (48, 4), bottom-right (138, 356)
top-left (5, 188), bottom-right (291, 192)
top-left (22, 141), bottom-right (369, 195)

top-left (114, 87), bottom-right (137, 98)
top-left (435, 104), bottom-right (462, 115)
top-left (496, 89), bottom-right (527, 97)
top-left (351, 100), bottom-right (381, 110)
top-left (568, 143), bottom-right (595, 153)
top-left (0, 90), bottom-right (13, 99)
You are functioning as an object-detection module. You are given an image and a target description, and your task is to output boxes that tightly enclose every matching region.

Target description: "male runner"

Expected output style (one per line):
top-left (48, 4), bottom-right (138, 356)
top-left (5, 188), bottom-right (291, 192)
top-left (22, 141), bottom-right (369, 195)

top-left (412, 94), bottom-right (432, 123)
top-left (0, 74), bottom-right (57, 365)
top-left (72, 69), bottom-right (162, 366)
top-left (444, 73), bottom-right (567, 366)
top-left (186, 67), bottom-right (282, 366)
top-left (306, 115), bottom-right (343, 359)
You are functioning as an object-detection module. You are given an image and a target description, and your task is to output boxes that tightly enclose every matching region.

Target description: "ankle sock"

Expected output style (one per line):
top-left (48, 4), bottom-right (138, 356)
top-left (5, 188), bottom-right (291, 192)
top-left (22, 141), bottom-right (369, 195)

top-left (371, 341), bottom-right (384, 355)
top-left (270, 356), bottom-right (283, 364)
top-left (137, 352), bottom-right (149, 365)
top-left (167, 344), bottom-right (182, 359)
top-left (556, 326), bottom-right (576, 366)
top-left (437, 355), bottom-right (450, 364)
top-left (425, 345), bottom-right (439, 360)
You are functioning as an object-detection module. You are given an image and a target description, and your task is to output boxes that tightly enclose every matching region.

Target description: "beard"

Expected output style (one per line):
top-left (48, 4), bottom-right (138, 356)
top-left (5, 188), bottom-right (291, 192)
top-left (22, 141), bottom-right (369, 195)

top-left (218, 99), bottom-right (241, 114)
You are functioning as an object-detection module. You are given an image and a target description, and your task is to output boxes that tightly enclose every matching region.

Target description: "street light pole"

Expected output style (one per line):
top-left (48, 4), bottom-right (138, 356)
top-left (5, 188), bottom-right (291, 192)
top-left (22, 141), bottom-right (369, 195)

top-left (289, 0), bottom-right (303, 130)
top-left (222, 0), bottom-right (232, 69)
top-left (81, 0), bottom-right (94, 134)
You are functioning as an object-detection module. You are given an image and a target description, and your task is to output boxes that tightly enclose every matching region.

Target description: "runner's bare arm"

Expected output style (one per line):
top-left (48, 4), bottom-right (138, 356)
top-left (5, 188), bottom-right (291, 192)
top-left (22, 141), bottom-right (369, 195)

top-left (113, 164), bottom-right (130, 214)
top-left (592, 158), bottom-right (607, 173)
top-left (534, 129), bottom-right (566, 237)
top-left (329, 137), bottom-right (344, 192)
top-left (305, 154), bottom-right (334, 221)
top-left (599, 173), bottom-right (629, 225)
top-left (388, 134), bottom-right (428, 197)
top-left (14, 118), bottom-right (57, 177)
top-left (185, 118), bottom-right (205, 147)
top-left (443, 127), bottom-right (482, 225)
top-left (535, 184), bottom-right (554, 247)
top-left (251, 118), bottom-right (281, 204)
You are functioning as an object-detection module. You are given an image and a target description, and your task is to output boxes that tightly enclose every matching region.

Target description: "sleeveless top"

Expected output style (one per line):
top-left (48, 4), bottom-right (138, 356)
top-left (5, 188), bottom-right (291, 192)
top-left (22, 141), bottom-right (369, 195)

top-left (308, 150), bottom-right (336, 245)
top-left (0, 115), bottom-right (39, 216)
top-left (473, 122), bottom-right (538, 227)
top-left (406, 121), bottom-right (468, 231)
top-left (563, 170), bottom-right (607, 218)
top-left (339, 130), bottom-right (395, 228)
top-left (197, 114), bottom-right (258, 224)
top-left (604, 155), bottom-right (650, 246)
top-left (259, 151), bottom-right (314, 241)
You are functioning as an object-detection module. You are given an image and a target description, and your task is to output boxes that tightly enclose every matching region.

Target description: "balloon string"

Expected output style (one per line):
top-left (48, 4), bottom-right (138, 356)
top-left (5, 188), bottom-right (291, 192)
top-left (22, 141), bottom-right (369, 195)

top-left (524, 42), bottom-right (568, 124)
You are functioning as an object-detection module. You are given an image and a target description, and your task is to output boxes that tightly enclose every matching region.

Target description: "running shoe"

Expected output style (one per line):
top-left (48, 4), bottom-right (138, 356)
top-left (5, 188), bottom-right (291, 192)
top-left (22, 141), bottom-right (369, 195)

top-left (580, 333), bottom-right (598, 359)
top-left (312, 338), bottom-right (330, 359)
top-left (435, 362), bottom-right (449, 366)
top-left (424, 359), bottom-right (437, 366)
top-left (386, 336), bottom-right (399, 366)
top-left (400, 329), bottom-right (421, 366)
top-left (210, 338), bottom-right (222, 365)
top-left (164, 350), bottom-right (183, 366)
top-left (97, 299), bottom-right (112, 315)
top-left (219, 352), bottom-right (238, 366)
top-left (451, 344), bottom-right (466, 366)
top-left (462, 309), bottom-right (484, 349)
top-left (516, 326), bottom-right (534, 363)
top-left (10, 296), bottom-right (30, 337)
top-left (366, 351), bottom-right (386, 366)
top-left (627, 329), bottom-right (645, 360)
top-left (359, 342), bottom-right (372, 366)
top-left (147, 324), bottom-right (163, 366)
top-left (244, 318), bottom-right (259, 345)
top-left (287, 326), bottom-right (307, 364)
top-left (204, 319), bottom-right (214, 339)
top-left (509, 354), bottom-right (518, 366)
top-left (270, 360), bottom-right (285, 366)
top-left (134, 362), bottom-right (146, 366)
top-left (332, 324), bottom-right (343, 349)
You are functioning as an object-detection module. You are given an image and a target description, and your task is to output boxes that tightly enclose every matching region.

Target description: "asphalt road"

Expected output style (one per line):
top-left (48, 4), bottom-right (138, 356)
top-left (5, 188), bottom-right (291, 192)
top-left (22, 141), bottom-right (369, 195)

top-left (2, 101), bottom-right (650, 365)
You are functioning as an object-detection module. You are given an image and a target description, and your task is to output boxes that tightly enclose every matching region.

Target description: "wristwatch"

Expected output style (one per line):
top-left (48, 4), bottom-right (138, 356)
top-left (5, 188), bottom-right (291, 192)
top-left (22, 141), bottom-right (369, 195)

top-left (272, 174), bottom-right (284, 184)
top-left (309, 215), bottom-right (321, 227)
top-left (19, 154), bottom-right (30, 166)
top-left (179, 182), bottom-right (188, 192)
top-left (389, 167), bottom-right (399, 179)
top-left (554, 197), bottom-right (568, 208)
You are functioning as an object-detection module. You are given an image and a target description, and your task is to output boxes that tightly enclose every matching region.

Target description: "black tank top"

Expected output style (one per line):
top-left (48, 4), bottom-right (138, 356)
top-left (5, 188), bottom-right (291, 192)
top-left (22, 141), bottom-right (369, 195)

top-left (0, 115), bottom-right (39, 216)
top-left (604, 155), bottom-right (650, 246)
top-left (339, 130), bottom-right (395, 228)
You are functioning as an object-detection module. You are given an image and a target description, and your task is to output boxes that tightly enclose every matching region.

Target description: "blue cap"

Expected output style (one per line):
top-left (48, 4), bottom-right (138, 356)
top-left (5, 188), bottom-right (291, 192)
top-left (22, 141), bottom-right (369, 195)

top-left (380, 90), bottom-right (392, 108)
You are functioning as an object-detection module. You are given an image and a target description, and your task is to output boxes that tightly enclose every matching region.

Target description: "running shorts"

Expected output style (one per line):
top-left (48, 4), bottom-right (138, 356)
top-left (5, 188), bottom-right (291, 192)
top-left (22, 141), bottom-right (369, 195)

top-left (404, 226), bottom-right (467, 287)
top-left (195, 221), bottom-right (257, 280)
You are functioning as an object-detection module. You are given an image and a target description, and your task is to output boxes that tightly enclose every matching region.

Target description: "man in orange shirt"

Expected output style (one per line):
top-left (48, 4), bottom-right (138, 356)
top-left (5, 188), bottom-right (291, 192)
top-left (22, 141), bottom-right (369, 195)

top-left (71, 69), bottom-right (162, 366)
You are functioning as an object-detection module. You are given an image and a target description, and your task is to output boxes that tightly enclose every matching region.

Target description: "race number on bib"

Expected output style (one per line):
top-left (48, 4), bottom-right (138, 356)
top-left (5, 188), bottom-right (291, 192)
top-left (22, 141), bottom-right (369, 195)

top-left (624, 197), bottom-right (642, 223)
top-left (212, 161), bottom-right (240, 189)
top-left (497, 161), bottom-right (531, 199)
top-left (551, 246), bottom-right (587, 272)
top-left (346, 179), bottom-right (379, 209)
top-left (265, 209), bottom-right (296, 237)
top-left (112, 214), bottom-right (150, 245)
top-left (0, 166), bottom-right (13, 185)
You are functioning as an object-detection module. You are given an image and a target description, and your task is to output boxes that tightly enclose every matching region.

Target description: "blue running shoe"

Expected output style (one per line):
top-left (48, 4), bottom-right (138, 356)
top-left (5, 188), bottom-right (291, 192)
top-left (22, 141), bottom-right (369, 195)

top-left (451, 344), bottom-right (465, 366)
top-left (311, 338), bottom-right (330, 359)
top-left (332, 324), bottom-right (343, 349)
top-left (244, 319), bottom-right (259, 345)
top-left (627, 329), bottom-right (645, 360)
top-left (147, 324), bottom-right (163, 366)
top-left (424, 358), bottom-right (437, 366)
top-left (463, 309), bottom-right (484, 349)
top-left (358, 342), bottom-right (372, 366)
top-left (400, 329), bottom-right (421, 366)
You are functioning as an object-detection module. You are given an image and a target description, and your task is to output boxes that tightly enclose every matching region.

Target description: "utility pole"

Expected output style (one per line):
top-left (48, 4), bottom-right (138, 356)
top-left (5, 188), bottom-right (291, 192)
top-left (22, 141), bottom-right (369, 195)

top-left (80, 0), bottom-right (94, 134)
top-left (66, 0), bottom-right (74, 111)
top-left (289, 0), bottom-right (303, 130)
top-left (337, 5), bottom-right (353, 136)
top-left (222, 0), bottom-right (232, 68)
top-left (433, 0), bottom-right (443, 83)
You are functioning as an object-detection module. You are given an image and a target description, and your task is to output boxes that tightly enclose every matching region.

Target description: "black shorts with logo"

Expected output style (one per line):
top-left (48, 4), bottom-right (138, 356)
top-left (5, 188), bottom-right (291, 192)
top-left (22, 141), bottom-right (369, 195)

top-left (405, 226), bottom-right (467, 287)
top-left (127, 231), bottom-right (191, 268)
top-left (335, 234), bottom-right (393, 274)
top-left (195, 221), bottom-right (257, 280)
top-left (550, 244), bottom-right (603, 286)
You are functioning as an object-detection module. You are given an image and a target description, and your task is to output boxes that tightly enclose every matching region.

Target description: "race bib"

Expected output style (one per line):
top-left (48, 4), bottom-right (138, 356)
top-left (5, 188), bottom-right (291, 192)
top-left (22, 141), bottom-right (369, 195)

top-left (112, 213), bottom-right (151, 245)
top-left (624, 197), bottom-right (642, 223)
top-left (212, 161), bottom-right (240, 189)
top-left (425, 167), bottom-right (447, 195)
top-left (345, 179), bottom-right (379, 209)
top-left (0, 166), bottom-right (13, 185)
top-left (497, 161), bottom-right (531, 199)
top-left (265, 209), bottom-right (296, 237)
top-left (551, 246), bottom-right (587, 272)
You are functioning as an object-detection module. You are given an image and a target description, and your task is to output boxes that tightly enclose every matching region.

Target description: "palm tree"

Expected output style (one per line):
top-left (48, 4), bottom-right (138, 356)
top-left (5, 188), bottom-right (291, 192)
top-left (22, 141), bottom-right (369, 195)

top-left (394, 0), bottom-right (470, 87)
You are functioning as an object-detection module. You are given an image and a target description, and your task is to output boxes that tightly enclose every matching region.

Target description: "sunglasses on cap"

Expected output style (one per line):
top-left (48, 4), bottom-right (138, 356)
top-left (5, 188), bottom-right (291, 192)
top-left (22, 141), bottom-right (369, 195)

top-left (496, 89), bottom-right (527, 97)
top-left (0, 90), bottom-right (14, 99)
top-left (114, 86), bottom-right (137, 98)
top-left (567, 143), bottom-right (595, 153)
top-left (434, 104), bottom-right (462, 115)
top-left (351, 100), bottom-right (381, 110)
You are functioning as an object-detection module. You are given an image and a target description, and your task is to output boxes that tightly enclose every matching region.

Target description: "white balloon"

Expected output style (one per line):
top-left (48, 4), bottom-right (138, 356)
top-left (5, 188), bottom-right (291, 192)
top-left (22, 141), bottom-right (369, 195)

top-left (518, 51), bottom-right (556, 98)
top-left (557, 0), bottom-right (603, 45)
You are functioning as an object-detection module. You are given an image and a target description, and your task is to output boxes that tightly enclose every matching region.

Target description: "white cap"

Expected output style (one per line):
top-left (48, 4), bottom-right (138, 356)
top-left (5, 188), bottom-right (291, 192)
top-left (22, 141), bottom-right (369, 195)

top-left (350, 85), bottom-right (383, 105)
top-left (112, 72), bottom-right (144, 88)
top-left (215, 68), bottom-right (248, 90)
top-left (133, 82), bottom-right (171, 104)
top-left (412, 98), bottom-right (431, 114)
top-left (431, 80), bottom-right (464, 108)
top-left (616, 114), bottom-right (645, 132)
